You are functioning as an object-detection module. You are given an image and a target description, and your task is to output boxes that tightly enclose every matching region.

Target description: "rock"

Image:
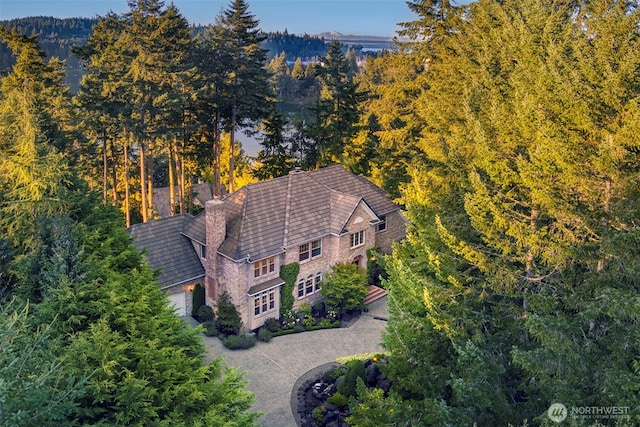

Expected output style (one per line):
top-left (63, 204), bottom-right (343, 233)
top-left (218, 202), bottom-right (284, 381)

top-left (312, 382), bottom-right (326, 397)
top-left (321, 383), bottom-right (336, 399)
top-left (324, 409), bottom-right (339, 424)
top-left (324, 402), bottom-right (337, 412)
top-left (365, 363), bottom-right (381, 386)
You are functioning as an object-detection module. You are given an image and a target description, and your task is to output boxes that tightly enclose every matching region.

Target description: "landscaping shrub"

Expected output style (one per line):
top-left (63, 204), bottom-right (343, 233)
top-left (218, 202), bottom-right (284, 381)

top-left (271, 326), bottom-right (302, 337)
top-left (196, 304), bottom-right (215, 322)
top-left (191, 283), bottom-right (205, 317)
top-left (257, 327), bottom-right (272, 342)
top-left (216, 293), bottom-right (242, 336)
top-left (322, 367), bottom-right (347, 383)
top-left (202, 320), bottom-right (218, 337)
top-left (263, 317), bottom-right (280, 333)
top-left (337, 359), bottom-right (366, 397)
top-left (321, 263), bottom-right (368, 316)
top-left (222, 333), bottom-right (257, 350)
top-left (312, 407), bottom-right (325, 425)
top-left (312, 301), bottom-right (326, 318)
top-left (326, 392), bottom-right (349, 409)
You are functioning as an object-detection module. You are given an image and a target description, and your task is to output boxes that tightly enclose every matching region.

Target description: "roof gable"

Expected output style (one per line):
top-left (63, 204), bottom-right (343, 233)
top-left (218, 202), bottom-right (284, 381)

top-left (217, 165), bottom-right (399, 261)
top-left (128, 215), bottom-right (205, 288)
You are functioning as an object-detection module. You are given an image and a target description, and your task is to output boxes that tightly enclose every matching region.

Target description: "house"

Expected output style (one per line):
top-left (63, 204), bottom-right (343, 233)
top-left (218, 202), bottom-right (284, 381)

top-left (129, 165), bottom-right (405, 329)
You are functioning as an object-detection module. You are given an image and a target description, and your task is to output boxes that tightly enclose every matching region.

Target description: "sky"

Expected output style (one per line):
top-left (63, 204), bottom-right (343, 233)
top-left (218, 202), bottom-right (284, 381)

top-left (0, 0), bottom-right (417, 37)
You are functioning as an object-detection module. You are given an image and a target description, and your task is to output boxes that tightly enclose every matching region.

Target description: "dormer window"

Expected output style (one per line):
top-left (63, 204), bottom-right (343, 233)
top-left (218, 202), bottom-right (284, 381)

top-left (299, 239), bottom-right (322, 262)
top-left (254, 256), bottom-right (275, 278)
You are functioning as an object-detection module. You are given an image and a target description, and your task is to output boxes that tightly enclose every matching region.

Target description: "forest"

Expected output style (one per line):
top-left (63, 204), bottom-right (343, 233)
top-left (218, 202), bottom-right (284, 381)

top-left (1, 0), bottom-right (639, 425)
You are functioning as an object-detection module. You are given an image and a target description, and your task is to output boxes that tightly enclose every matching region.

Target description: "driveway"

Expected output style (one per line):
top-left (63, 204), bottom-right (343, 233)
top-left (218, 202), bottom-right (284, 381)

top-left (199, 297), bottom-right (388, 427)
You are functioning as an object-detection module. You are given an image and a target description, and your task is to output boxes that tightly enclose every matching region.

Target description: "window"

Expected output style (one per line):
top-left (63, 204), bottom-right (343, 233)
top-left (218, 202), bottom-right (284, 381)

top-left (200, 244), bottom-right (206, 259)
top-left (254, 289), bottom-right (276, 316)
top-left (376, 215), bottom-right (387, 232)
top-left (299, 239), bottom-right (321, 262)
top-left (254, 256), bottom-right (275, 278)
top-left (305, 275), bottom-right (314, 295)
top-left (311, 239), bottom-right (322, 257)
top-left (350, 230), bottom-right (365, 248)
top-left (297, 272), bottom-right (323, 299)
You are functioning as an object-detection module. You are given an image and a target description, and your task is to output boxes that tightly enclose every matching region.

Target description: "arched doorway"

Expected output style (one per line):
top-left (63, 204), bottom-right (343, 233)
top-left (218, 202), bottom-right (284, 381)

top-left (351, 255), bottom-right (365, 269)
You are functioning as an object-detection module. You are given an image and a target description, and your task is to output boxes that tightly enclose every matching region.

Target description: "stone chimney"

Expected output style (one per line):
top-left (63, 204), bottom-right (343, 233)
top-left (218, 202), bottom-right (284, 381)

top-left (205, 198), bottom-right (226, 306)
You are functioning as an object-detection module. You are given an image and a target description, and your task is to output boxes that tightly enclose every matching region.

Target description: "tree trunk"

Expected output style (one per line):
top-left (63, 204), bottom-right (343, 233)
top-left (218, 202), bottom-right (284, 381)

top-left (168, 136), bottom-right (176, 216)
top-left (110, 137), bottom-right (118, 204)
top-left (102, 132), bottom-right (108, 205)
top-left (140, 139), bottom-right (148, 223)
top-left (175, 141), bottom-right (184, 214)
top-left (124, 134), bottom-right (131, 228)
top-left (228, 104), bottom-right (236, 194)
top-left (147, 146), bottom-right (154, 220)
top-left (213, 111), bottom-right (222, 199)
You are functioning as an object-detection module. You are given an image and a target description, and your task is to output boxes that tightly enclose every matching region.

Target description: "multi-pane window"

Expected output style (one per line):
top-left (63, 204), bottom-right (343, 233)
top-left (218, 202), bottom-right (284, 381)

top-left (305, 275), bottom-right (314, 295)
top-left (254, 289), bottom-right (276, 316)
top-left (311, 239), bottom-right (322, 257)
top-left (350, 230), bottom-right (365, 248)
top-left (254, 256), bottom-right (275, 278)
top-left (315, 273), bottom-right (323, 292)
top-left (299, 239), bottom-right (321, 261)
top-left (297, 272), bottom-right (323, 299)
top-left (376, 215), bottom-right (387, 232)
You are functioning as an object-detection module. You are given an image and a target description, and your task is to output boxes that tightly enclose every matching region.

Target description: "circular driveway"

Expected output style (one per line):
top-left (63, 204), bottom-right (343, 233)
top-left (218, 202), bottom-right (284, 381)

top-left (200, 297), bottom-right (388, 427)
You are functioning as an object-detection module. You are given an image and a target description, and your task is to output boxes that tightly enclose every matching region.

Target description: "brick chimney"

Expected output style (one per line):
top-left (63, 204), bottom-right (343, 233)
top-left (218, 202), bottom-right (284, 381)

top-left (205, 198), bottom-right (226, 306)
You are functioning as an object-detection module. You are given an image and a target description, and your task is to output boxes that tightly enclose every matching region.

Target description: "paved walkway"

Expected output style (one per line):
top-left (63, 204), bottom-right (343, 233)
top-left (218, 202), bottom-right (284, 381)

top-left (199, 297), bottom-right (389, 427)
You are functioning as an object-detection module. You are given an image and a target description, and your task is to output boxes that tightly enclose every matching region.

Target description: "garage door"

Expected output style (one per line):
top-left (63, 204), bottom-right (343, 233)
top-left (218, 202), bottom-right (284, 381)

top-left (167, 292), bottom-right (186, 317)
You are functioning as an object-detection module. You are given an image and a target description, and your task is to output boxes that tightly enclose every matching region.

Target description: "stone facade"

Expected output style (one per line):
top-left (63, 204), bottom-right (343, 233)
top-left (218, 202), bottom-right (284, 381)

top-left (201, 167), bottom-right (406, 331)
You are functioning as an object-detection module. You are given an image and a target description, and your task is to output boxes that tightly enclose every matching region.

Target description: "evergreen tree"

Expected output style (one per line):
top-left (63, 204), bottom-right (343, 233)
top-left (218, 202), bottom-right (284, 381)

top-left (306, 40), bottom-right (365, 168)
top-left (253, 105), bottom-right (295, 180)
top-left (213, 0), bottom-right (272, 192)
top-left (0, 300), bottom-right (85, 426)
top-left (291, 57), bottom-right (305, 79)
top-left (355, 0), bottom-right (640, 425)
top-left (0, 29), bottom-right (71, 252)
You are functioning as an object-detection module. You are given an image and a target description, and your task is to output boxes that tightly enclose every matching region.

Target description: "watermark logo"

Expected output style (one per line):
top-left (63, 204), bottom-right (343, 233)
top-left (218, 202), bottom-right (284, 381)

top-left (548, 403), bottom-right (568, 423)
top-left (547, 402), bottom-right (631, 423)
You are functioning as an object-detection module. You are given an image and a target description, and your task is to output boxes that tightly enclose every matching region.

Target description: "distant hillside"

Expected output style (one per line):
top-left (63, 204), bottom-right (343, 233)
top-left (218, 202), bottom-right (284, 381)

top-left (317, 31), bottom-right (398, 51)
top-left (0, 16), bottom-right (97, 92)
top-left (0, 17), bottom-right (393, 93)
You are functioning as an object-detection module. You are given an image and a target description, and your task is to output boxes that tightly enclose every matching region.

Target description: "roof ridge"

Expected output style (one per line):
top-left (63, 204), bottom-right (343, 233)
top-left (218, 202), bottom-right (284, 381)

top-left (282, 171), bottom-right (294, 248)
top-left (236, 187), bottom-right (249, 257)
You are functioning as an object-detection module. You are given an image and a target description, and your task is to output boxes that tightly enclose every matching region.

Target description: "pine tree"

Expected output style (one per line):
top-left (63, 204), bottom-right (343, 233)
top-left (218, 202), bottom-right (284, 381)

top-left (253, 106), bottom-right (294, 180)
top-left (306, 40), bottom-right (365, 168)
top-left (213, 0), bottom-right (272, 192)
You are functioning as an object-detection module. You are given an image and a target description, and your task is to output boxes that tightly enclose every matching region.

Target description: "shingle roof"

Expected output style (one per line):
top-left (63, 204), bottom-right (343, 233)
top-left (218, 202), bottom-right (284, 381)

top-left (128, 215), bottom-right (205, 288)
top-left (218, 165), bottom-right (399, 261)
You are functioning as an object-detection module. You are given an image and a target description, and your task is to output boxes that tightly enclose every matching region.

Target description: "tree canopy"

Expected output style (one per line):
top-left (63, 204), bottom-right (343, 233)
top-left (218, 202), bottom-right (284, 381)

top-left (352, 0), bottom-right (640, 425)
